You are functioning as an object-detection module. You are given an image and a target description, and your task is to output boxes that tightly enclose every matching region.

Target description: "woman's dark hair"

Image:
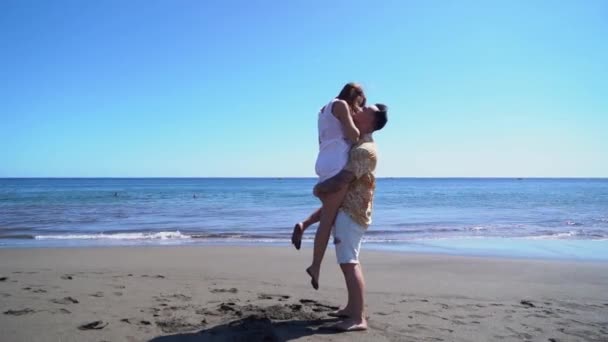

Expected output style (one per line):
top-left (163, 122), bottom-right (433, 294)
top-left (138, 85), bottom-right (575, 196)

top-left (336, 82), bottom-right (365, 110)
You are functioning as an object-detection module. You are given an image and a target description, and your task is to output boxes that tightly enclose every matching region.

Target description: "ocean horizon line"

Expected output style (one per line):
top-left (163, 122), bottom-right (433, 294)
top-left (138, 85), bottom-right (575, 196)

top-left (1, 176), bottom-right (607, 180)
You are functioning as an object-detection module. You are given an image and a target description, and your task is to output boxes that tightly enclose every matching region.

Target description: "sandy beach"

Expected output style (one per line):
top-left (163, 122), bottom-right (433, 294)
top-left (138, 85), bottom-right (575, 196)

top-left (1, 246), bottom-right (607, 342)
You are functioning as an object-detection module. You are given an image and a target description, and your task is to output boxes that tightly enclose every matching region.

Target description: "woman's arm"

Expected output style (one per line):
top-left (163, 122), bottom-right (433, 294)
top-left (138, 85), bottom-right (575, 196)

top-left (332, 100), bottom-right (360, 143)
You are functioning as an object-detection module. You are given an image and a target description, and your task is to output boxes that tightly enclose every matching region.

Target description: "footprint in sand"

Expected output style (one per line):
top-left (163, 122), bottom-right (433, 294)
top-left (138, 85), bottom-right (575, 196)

top-left (22, 287), bottom-right (47, 293)
top-left (258, 293), bottom-right (290, 300)
top-left (520, 300), bottom-right (536, 308)
top-left (218, 302), bottom-right (240, 314)
top-left (78, 321), bottom-right (108, 330)
top-left (4, 308), bottom-right (35, 316)
top-left (51, 297), bottom-right (79, 304)
top-left (210, 288), bottom-right (238, 294)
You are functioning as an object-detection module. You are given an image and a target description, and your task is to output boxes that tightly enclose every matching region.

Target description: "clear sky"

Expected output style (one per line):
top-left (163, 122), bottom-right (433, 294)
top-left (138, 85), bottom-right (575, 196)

top-left (1, 0), bottom-right (607, 177)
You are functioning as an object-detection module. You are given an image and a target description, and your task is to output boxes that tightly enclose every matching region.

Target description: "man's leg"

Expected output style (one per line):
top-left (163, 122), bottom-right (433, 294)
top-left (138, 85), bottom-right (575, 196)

top-left (331, 263), bottom-right (365, 318)
top-left (335, 262), bottom-right (367, 331)
top-left (331, 211), bottom-right (367, 331)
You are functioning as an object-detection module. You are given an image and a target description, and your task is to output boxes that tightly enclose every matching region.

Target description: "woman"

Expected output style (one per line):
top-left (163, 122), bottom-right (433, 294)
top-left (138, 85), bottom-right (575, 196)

top-left (292, 82), bottom-right (366, 290)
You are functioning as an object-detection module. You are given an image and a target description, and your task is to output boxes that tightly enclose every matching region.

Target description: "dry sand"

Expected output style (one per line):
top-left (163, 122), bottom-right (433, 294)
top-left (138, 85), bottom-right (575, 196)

top-left (1, 246), bottom-right (607, 341)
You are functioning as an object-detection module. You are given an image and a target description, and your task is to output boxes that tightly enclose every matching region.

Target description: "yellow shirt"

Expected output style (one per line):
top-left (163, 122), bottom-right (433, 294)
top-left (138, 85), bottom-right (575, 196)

top-left (341, 135), bottom-right (377, 228)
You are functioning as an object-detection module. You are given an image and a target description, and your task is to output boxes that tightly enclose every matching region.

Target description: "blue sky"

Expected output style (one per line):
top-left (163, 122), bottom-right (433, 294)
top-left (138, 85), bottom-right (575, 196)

top-left (1, 0), bottom-right (606, 177)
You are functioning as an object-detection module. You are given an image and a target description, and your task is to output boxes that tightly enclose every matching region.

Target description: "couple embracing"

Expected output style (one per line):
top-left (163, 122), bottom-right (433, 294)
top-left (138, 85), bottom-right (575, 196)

top-left (292, 83), bottom-right (388, 332)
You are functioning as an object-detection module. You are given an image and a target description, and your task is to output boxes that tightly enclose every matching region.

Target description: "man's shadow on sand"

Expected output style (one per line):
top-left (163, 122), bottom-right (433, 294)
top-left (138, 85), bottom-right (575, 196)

top-left (148, 315), bottom-right (345, 342)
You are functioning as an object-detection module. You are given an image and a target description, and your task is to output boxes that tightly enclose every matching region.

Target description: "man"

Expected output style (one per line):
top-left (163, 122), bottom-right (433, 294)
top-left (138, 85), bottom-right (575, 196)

top-left (313, 103), bottom-right (388, 332)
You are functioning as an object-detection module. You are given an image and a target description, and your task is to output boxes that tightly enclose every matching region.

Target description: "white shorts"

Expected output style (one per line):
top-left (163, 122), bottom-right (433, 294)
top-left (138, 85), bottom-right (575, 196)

top-left (332, 210), bottom-right (366, 264)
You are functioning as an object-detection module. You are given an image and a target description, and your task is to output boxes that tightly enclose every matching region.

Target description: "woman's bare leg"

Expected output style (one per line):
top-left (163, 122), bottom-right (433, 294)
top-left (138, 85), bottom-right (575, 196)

top-left (306, 186), bottom-right (348, 290)
top-left (292, 207), bottom-right (321, 250)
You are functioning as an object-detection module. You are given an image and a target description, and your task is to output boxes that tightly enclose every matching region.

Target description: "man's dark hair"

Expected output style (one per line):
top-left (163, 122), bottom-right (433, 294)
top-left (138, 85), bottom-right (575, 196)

top-left (373, 103), bottom-right (388, 131)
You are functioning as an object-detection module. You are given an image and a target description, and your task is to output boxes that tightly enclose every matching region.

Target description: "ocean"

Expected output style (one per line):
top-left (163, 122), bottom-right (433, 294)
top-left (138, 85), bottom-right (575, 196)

top-left (1, 178), bottom-right (607, 260)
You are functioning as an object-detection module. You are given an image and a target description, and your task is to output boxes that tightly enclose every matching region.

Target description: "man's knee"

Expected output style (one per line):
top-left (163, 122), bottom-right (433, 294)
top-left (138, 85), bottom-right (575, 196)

top-left (339, 262), bottom-right (358, 272)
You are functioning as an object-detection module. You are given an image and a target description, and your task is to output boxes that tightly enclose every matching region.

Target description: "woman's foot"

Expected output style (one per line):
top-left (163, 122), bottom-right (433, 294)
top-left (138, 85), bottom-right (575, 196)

top-left (291, 223), bottom-right (304, 250)
top-left (306, 265), bottom-right (319, 290)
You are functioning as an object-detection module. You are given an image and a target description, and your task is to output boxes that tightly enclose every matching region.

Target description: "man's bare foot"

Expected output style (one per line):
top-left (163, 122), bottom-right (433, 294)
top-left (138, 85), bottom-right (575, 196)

top-left (330, 318), bottom-right (368, 332)
top-left (306, 266), bottom-right (319, 290)
top-left (291, 223), bottom-right (304, 250)
top-left (328, 309), bottom-right (369, 319)
top-left (328, 308), bottom-right (352, 318)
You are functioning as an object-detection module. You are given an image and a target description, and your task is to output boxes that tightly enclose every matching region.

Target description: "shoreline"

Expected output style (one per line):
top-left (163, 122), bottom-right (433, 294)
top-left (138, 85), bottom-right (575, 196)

top-left (1, 245), bottom-right (607, 341)
top-left (2, 237), bottom-right (608, 262)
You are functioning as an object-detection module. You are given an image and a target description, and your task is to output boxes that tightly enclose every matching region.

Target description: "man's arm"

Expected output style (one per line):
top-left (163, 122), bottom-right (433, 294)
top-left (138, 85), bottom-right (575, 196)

top-left (313, 169), bottom-right (356, 196)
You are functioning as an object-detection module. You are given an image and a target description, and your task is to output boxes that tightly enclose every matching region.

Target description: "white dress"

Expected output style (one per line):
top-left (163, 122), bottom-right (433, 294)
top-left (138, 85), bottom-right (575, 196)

top-left (315, 99), bottom-right (352, 182)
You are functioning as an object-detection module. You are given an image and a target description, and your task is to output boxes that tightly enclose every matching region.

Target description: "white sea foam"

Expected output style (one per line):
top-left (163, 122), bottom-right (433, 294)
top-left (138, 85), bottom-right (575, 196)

top-left (527, 231), bottom-right (579, 240)
top-left (35, 231), bottom-right (191, 240)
